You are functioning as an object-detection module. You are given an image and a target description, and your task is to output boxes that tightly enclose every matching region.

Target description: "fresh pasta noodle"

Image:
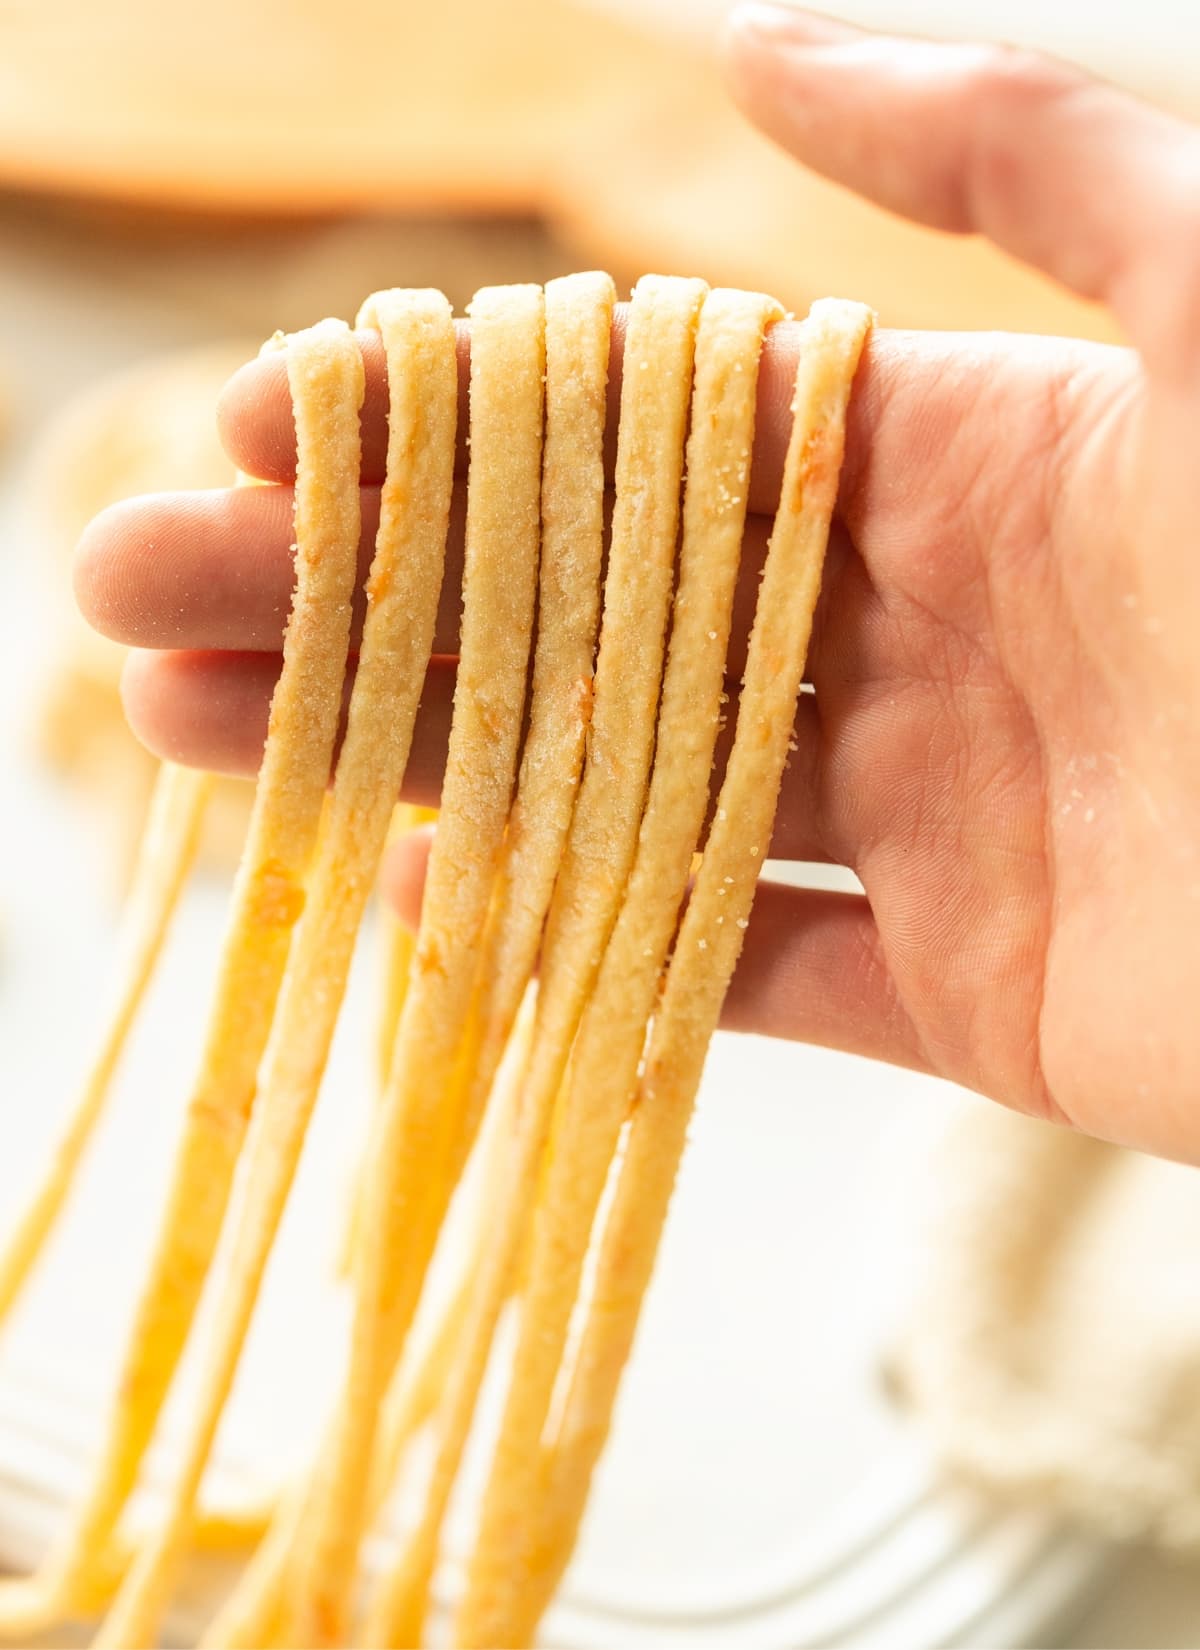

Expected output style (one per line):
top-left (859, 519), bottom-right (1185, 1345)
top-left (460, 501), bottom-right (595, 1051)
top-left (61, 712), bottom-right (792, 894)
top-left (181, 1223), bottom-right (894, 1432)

top-left (0, 277), bottom-right (870, 1650)
top-left (0, 762), bottom-right (211, 1333)
top-left (93, 290), bottom-right (457, 1649)
top-left (0, 322), bottom-right (364, 1640)
top-left (274, 282), bottom-right (547, 1649)
top-left (337, 802), bottom-right (439, 1281)
top-left (355, 273), bottom-right (706, 1650)
top-left (0, 459), bottom-right (263, 1350)
top-left (199, 991), bottom-right (537, 1649)
top-left (501, 298), bottom-right (873, 1646)
top-left (354, 267), bottom-right (617, 1647)
top-left (435, 269), bottom-right (614, 1191)
top-left (456, 286), bottom-right (783, 1647)
top-left (370, 265), bottom-right (694, 1643)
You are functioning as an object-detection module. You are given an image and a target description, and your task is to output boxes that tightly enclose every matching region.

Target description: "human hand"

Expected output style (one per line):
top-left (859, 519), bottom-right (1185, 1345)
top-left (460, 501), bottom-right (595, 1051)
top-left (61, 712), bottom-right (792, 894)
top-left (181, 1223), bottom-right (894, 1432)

top-left (74, 6), bottom-right (1200, 1160)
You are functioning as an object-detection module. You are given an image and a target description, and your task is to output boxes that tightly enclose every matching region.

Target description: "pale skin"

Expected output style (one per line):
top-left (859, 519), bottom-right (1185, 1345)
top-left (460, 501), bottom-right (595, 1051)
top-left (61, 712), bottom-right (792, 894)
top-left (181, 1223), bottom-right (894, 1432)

top-left (75, 7), bottom-right (1200, 1161)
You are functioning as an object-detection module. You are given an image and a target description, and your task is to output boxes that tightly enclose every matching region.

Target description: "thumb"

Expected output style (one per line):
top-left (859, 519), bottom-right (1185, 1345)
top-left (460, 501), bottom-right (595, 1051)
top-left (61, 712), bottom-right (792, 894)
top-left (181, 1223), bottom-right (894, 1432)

top-left (723, 4), bottom-right (1200, 373)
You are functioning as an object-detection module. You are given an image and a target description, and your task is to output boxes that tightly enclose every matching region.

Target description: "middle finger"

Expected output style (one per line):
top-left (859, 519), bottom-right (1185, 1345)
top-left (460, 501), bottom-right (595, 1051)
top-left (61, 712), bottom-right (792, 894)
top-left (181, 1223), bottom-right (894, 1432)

top-left (76, 481), bottom-right (781, 677)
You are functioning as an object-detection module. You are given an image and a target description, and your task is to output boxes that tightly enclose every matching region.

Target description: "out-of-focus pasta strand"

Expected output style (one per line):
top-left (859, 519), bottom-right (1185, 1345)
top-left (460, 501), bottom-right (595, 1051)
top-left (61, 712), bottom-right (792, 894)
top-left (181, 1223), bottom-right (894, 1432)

top-left (0, 762), bottom-right (211, 1332)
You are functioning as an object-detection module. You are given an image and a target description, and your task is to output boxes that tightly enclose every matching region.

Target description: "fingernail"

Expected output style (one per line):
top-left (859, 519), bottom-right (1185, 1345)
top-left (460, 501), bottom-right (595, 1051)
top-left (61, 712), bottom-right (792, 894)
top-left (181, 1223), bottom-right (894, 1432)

top-left (728, 3), bottom-right (858, 48)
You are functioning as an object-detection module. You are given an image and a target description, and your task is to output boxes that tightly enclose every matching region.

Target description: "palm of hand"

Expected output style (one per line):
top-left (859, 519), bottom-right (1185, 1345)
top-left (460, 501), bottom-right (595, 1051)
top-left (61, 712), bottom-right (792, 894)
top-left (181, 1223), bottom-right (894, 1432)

top-left (817, 332), bottom-right (1198, 1157)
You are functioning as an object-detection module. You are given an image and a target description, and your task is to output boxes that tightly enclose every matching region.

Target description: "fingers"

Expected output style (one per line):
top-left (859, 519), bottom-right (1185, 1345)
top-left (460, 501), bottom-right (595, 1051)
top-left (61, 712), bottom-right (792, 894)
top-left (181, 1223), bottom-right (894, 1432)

top-left (120, 650), bottom-right (458, 810)
top-left (720, 882), bottom-right (929, 1064)
top-left (722, 5), bottom-right (1200, 366)
top-left (80, 326), bottom-right (1016, 668)
top-left (123, 648), bottom-right (833, 861)
top-left (78, 483), bottom-right (786, 677)
top-left (218, 306), bottom-right (813, 512)
top-left (381, 834), bottom-right (928, 1070)
top-left (76, 483), bottom-right (466, 655)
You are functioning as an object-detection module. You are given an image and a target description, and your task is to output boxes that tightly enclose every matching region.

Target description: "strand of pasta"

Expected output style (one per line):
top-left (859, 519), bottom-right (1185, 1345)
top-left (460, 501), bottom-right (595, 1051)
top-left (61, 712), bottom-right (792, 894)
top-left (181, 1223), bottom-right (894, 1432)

top-left (354, 1011), bottom-right (539, 1649)
top-left (335, 802), bottom-right (439, 1282)
top-left (92, 291), bottom-right (457, 1648)
top-left (0, 322), bottom-right (365, 1642)
top-left (0, 762), bottom-right (211, 1333)
top-left (459, 287), bottom-right (782, 1644)
top-left (199, 1489), bottom-right (299, 1648)
top-left (437, 270), bottom-right (614, 1178)
top-left (369, 988), bottom-right (536, 1504)
top-left (342, 269), bottom-right (612, 1309)
top-left (273, 283), bottom-right (547, 1648)
top-left (198, 994), bottom-right (535, 1650)
top-left (0, 474), bottom-right (270, 1625)
top-left (370, 270), bottom-right (709, 1650)
top-left (0, 463), bottom-right (266, 1353)
top-left (351, 273), bottom-right (617, 1648)
top-left (0, 765), bottom-right (212, 1642)
top-left (506, 299), bottom-right (874, 1647)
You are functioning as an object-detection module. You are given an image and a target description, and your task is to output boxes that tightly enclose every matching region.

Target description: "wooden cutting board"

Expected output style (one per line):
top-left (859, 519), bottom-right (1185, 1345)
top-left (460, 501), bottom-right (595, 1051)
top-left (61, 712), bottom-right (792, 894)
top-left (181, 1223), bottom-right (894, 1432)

top-left (0, 0), bottom-right (1119, 340)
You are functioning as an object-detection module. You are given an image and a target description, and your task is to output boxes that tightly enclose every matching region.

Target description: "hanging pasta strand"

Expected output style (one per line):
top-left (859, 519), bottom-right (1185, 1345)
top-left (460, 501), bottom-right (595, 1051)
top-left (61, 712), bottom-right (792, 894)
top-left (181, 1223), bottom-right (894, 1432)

top-left (352, 271), bottom-right (618, 1649)
top-left (0, 762), bottom-right (211, 1333)
top-left (371, 989), bottom-right (535, 1490)
top-left (440, 270), bottom-right (614, 1172)
top-left (364, 271), bottom-right (709, 1650)
top-left (198, 1479), bottom-right (305, 1650)
top-left (335, 802), bottom-right (439, 1281)
top-left (198, 997), bottom-right (534, 1650)
top-left (0, 462), bottom-right (270, 1354)
top-left (272, 283), bottom-right (546, 1649)
top-left (503, 299), bottom-right (874, 1649)
top-left (458, 287), bottom-right (782, 1647)
top-left (355, 1004), bottom-right (540, 1650)
top-left (0, 322), bottom-right (364, 1641)
top-left (356, 275), bottom-right (617, 1647)
top-left (342, 267), bottom-right (612, 1312)
top-left (93, 291), bottom-right (457, 1649)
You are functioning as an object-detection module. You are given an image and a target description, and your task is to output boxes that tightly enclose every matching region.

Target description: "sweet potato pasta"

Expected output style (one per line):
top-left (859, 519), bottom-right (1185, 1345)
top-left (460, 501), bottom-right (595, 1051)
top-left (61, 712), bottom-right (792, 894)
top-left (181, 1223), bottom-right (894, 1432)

top-left (0, 276), bottom-right (870, 1649)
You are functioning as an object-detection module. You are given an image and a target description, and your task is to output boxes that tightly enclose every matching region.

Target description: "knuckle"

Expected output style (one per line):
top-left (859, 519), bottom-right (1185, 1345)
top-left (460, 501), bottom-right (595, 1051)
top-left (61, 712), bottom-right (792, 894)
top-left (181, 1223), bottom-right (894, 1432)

top-left (960, 45), bottom-right (1090, 252)
top-left (976, 43), bottom-right (1081, 112)
top-left (970, 44), bottom-right (1084, 182)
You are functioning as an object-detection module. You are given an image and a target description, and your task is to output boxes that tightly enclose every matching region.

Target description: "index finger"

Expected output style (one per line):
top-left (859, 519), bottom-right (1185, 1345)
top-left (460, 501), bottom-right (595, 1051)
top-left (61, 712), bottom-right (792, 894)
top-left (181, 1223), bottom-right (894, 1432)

top-left (218, 302), bottom-right (807, 518)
